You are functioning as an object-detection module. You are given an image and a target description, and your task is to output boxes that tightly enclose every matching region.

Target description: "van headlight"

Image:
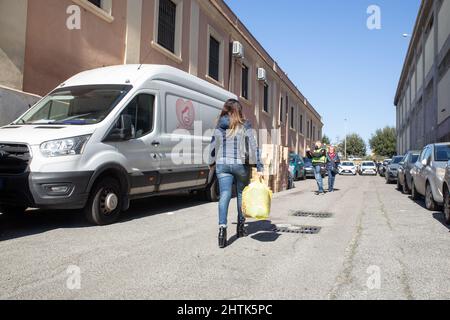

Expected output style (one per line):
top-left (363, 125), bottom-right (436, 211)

top-left (40, 135), bottom-right (91, 157)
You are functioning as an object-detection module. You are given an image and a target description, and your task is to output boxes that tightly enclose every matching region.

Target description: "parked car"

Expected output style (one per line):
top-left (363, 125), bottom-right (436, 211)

top-left (0, 65), bottom-right (234, 225)
top-left (304, 158), bottom-right (326, 179)
top-left (359, 161), bottom-right (377, 176)
top-left (338, 161), bottom-right (357, 175)
top-left (411, 143), bottom-right (450, 211)
top-left (385, 156), bottom-right (404, 184)
top-left (440, 161), bottom-right (450, 225)
top-left (289, 153), bottom-right (306, 181)
top-left (397, 150), bottom-right (420, 194)
top-left (379, 159), bottom-right (392, 177)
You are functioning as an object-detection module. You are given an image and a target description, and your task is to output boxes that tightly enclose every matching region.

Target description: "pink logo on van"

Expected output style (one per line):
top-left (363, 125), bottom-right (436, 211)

top-left (176, 99), bottom-right (195, 130)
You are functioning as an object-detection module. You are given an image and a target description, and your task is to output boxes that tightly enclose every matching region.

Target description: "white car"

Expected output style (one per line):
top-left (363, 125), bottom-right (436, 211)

top-left (359, 161), bottom-right (377, 176)
top-left (339, 162), bottom-right (357, 175)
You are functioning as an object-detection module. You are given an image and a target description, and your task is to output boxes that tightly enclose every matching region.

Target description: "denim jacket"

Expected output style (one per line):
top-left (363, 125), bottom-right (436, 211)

top-left (209, 116), bottom-right (263, 172)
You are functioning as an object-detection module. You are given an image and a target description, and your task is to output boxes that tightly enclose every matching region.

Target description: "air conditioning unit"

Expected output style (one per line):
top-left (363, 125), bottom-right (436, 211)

top-left (257, 68), bottom-right (266, 81)
top-left (232, 41), bottom-right (244, 59)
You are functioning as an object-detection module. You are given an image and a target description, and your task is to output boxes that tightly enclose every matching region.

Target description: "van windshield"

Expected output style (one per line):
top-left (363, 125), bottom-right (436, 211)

top-left (15, 85), bottom-right (132, 125)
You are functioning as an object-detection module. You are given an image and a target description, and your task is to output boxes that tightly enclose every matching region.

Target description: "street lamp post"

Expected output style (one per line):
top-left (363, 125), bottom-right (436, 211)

top-left (344, 118), bottom-right (348, 160)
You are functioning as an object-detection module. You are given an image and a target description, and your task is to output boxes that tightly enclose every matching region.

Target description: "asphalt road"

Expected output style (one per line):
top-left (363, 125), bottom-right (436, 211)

top-left (0, 175), bottom-right (449, 300)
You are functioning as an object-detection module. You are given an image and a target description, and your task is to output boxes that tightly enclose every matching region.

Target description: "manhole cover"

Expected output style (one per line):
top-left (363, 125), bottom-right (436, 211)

top-left (273, 225), bottom-right (321, 234)
top-left (292, 211), bottom-right (333, 218)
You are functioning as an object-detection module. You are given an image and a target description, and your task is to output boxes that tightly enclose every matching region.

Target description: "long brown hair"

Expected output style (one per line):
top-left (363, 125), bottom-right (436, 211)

top-left (219, 99), bottom-right (246, 136)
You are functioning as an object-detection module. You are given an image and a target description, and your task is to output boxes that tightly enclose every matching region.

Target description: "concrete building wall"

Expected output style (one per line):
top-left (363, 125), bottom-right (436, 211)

top-left (0, 85), bottom-right (41, 126)
top-left (23, 0), bottom-right (128, 96)
top-left (395, 0), bottom-right (450, 154)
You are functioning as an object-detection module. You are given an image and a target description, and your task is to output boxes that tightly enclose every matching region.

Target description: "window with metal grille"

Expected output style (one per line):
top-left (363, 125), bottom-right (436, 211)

top-left (209, 36), bottom-right (220, 81)
top-left (263, 82), bottom-right (269, 113)
top-left (279, 97), bottom-right (284, 123)
top-left (242, 64), bottom-right (249, 99)
top-left (158, 0), bottom-right (177, 53)
top-left (88, 0), bottom-right (102, 8)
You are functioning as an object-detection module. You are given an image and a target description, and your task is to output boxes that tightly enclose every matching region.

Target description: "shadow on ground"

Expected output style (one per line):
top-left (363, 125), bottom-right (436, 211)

top-left (432, 212), bottom-right (450, 231)
top-left (227, 220), bottom-right (281, 245)
top-left (0, 193), bottom-right (208, 242)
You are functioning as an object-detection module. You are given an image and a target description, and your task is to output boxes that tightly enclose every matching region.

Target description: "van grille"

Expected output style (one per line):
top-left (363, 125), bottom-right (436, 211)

top-left (0, 143), bottom-right (31, 174)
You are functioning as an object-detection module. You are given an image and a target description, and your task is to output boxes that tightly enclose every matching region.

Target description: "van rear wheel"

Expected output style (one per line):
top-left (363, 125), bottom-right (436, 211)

top-left (85, 177), bottom-right (122, 226)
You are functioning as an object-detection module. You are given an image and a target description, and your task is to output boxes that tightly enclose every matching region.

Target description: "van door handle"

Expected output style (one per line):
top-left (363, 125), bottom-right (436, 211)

top-left (152, 141), bottom-right (160, 147)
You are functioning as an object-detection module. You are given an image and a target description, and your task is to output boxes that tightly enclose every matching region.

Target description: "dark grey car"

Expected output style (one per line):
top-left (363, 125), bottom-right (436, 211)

top-left (397, 150), bottom-right (420, 194)
top-left (385, 156), bottom-right (404, 184)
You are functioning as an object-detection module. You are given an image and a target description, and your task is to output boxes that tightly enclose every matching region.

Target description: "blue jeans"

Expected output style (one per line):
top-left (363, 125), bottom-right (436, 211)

top-left (216, 164), bottom-right (250, 227)
top-left (314, 165), bottom-right (324, 193)
top-left (327, 167), bottom-right (337, 191)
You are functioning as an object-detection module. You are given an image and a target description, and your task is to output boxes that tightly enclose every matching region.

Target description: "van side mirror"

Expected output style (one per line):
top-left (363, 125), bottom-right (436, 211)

top-left (107, 115), bottom-right (133, 141)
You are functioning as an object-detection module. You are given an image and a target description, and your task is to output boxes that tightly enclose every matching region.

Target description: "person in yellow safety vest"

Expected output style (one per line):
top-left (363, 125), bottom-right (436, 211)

top-left (306, 141), bottom-right (327, 195)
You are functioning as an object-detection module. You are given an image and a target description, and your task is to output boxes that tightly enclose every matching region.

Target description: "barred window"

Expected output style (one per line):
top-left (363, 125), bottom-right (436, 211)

top-left (280, 97), bottom-right (284, 123)
top-left (263, 82), bottom-right (269, 113)
top-left (88, 0), bottom-right (102, 8)
top-left (241, 64), bottom-right (249, 99)
top-left (209, 36), bottom-right (220, 81)
top-left (158, 0), bottom-right (177, 53)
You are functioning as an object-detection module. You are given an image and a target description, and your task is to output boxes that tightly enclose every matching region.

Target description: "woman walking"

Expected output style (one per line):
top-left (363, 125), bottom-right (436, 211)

top-left (209, 99), bottom-right (263, 249)
top-left (326, 145), bottom-right (340, 192)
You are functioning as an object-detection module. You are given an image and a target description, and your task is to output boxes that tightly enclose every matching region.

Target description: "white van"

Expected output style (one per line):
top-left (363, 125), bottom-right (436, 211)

top-left (0, 65), bottom-right (236, 225)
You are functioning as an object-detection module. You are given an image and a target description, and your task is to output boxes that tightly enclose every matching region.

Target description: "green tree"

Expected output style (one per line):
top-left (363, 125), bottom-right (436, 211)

top-left (321, 134), bottom-right (331, 145)
top-left (369, 127), bottom-right (397, 158)
top-left (338, 133), bottom-right (367, 158)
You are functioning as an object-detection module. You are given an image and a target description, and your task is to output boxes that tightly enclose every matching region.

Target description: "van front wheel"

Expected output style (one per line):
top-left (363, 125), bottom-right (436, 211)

top-left (85, 177), bottom-right (122, 226)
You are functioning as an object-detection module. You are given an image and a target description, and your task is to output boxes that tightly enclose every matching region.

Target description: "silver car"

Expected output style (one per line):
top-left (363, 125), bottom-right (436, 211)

top-left (411, 143), bottom-right (450, 211)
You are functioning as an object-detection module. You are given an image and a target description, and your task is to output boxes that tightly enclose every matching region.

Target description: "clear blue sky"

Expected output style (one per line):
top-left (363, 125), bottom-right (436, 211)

top-left (225, 0), bottom-right (421, 149)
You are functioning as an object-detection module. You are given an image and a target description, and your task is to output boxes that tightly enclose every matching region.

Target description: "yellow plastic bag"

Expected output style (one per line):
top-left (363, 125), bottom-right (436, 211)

top-left (242, 178), bottom-right (273, 220)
